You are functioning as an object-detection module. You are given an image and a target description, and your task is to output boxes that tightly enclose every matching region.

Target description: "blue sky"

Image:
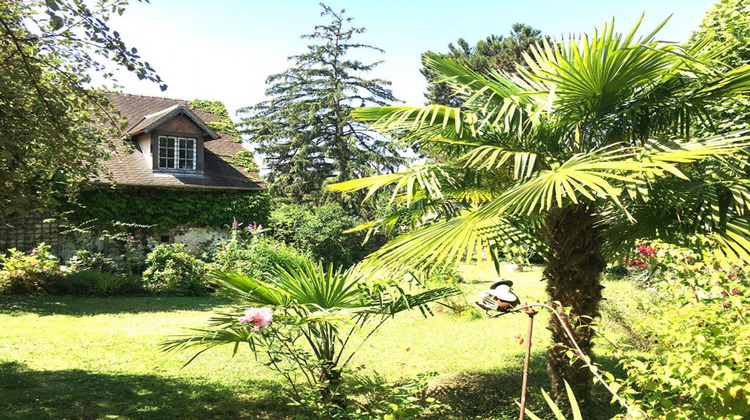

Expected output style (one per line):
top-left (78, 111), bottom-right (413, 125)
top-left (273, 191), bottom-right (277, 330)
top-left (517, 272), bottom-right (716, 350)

top-left (108, 0), bottom-right (714, 117)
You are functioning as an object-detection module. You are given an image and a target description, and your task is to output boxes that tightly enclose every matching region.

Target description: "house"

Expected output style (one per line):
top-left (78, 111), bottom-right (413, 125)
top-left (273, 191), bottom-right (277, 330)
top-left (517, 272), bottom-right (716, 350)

top-left (100, 92), bottom-right (263, 192)
top-left (0, 92), bottom-right (268, 257)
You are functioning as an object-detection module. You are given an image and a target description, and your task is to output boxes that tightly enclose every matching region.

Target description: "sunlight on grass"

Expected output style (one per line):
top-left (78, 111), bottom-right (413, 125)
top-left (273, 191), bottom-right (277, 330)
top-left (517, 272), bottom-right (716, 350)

top-left (0, 263), bottom-right (639, 419)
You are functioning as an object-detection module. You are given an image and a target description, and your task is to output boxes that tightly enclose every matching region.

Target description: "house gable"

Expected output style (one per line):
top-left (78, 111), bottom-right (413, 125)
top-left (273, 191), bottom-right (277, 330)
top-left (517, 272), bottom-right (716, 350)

top-left (99, 92), bottom-right (264, 191)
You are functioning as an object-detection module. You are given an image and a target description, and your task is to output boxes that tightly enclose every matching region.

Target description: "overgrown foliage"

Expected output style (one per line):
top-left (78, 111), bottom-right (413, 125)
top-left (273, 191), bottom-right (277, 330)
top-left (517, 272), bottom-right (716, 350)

top-left (240, 3), bottom-right (405, 208)
top-left (0, 0), bottom-right (163, 217)
top-left (58, 269), bottom-right (142, 296)
top-left (0, 243), bottom-right (60, 294)
top-left (67, 189), bottom-right (269, 232)
top-left (616, 240), bottom-right (750, 419)
top-left (211, 230), bottom-right (312, 282)
top-left (142, 244), bottom-right (206, 295)
top-left (189, 99), bottom-right (240, 137)
top-left (269, 203), bottom-right (379, 268)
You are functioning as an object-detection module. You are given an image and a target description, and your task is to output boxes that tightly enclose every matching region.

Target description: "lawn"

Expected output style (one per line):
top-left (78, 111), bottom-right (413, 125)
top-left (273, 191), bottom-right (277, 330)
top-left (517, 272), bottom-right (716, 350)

top-left (0, 263), bottom-right (640, 419)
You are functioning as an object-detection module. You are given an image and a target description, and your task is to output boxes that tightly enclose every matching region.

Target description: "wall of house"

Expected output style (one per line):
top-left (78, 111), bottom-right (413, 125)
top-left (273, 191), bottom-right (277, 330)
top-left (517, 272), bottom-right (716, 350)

top-left (136, 134), bottom-right (153, 169)
top-left (159, 114), bottom-right (203, 134)
top-left (151, 226), bottom-right (229, 254)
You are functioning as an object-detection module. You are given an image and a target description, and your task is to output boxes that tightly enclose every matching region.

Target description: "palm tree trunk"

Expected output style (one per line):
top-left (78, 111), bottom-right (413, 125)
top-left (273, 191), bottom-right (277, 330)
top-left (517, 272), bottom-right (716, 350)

top-left (542, 204), bottom-right (606, 407)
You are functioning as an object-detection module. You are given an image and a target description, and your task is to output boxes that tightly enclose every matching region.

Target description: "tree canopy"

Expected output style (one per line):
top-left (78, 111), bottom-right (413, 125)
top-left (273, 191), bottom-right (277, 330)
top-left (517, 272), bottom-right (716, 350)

top-left (0, 0), bottom-right (164, 218)
top-left (332, 16), bottom-right (750, 405)
top-left (240, 3), bottom-right (405, 209)
top-left (421, 23), bottom-right (548, 106)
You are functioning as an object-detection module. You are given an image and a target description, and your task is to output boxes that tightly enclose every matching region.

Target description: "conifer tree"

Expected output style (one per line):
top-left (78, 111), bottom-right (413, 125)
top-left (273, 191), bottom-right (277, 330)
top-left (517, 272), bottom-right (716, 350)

top-left (421, 23), bottom-right (548, 106)
top-left (240, 3), bottom-right (404, 207)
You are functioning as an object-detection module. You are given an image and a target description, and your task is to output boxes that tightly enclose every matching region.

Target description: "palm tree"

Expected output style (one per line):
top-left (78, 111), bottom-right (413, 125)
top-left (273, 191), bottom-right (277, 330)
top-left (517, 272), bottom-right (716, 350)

top-left (329, 17), bottom-right (750, 405)
top-left (164, 261), bottom-right (457, 414)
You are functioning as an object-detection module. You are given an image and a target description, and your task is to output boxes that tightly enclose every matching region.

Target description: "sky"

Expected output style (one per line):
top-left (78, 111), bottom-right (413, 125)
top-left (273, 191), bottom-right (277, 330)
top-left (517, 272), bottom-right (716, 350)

top-left (106, 0), bottom-right (716, 119)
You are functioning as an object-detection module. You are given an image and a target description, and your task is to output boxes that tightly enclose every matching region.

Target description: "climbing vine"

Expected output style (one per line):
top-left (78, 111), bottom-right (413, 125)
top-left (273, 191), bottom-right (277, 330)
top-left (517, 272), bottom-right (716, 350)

top-left (189, 99), bottom-right (240, 137)
top-left (66, 189), bottom-right (270, 232)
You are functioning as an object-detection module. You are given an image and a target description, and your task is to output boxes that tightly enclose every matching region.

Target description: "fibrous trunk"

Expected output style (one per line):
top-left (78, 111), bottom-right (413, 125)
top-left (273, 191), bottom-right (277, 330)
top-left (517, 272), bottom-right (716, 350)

top-left (542, 204), bottom-right (606, 407)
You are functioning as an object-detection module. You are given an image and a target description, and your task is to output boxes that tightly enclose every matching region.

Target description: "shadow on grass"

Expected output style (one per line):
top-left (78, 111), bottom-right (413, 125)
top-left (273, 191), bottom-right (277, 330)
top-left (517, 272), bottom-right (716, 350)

top-left (432, 354), bottom-right (626, 420)
top-left (0, 295), bottom-right (231, 317)
top-left (0, 361), bottom-right (291, 420)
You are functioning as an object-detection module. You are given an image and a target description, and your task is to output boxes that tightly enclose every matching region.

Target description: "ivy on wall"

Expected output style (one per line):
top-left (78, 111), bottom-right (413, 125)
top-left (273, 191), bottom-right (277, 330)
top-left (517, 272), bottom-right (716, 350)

top-left (189, 99), bottom-right (240, 137)
top-left (66, 188), bottom-right (270, 232)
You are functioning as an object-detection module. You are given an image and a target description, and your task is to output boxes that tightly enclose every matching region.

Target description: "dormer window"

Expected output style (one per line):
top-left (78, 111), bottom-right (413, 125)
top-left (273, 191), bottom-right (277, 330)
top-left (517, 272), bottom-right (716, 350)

top-left (158, 135), bottom-right (197, 170)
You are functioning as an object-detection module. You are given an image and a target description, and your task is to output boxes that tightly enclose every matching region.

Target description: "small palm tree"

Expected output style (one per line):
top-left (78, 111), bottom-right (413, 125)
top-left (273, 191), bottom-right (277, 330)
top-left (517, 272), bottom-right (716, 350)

top-left (330, 17), bottom-right (750, 404)
top-left (164, 261), bottom-right (457, 412)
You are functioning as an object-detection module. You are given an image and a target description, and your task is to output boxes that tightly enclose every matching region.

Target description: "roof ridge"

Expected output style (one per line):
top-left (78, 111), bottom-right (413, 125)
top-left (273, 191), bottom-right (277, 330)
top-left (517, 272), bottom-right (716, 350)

top-left (142, 104), bottom-right (181, 120)
top-left (105, 91), bottom-right (190, 104)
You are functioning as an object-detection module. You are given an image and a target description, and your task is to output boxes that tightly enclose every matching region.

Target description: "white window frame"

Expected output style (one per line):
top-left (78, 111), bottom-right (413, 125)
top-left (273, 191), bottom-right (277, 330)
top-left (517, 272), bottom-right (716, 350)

top-left (157, 135), bottom-right (197, 171)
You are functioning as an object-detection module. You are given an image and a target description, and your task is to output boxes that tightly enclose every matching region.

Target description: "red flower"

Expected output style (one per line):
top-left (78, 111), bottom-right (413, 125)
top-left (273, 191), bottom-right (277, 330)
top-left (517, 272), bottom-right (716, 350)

top-left (728, 273), bottom-right (738, 279)
top-left (731, 289), bottom-right (740, 295)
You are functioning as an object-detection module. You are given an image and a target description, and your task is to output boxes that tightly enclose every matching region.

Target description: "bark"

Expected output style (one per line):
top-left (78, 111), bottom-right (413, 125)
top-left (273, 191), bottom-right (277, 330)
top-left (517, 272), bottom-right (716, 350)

top-left (542, 204), bottom-right (606, 408)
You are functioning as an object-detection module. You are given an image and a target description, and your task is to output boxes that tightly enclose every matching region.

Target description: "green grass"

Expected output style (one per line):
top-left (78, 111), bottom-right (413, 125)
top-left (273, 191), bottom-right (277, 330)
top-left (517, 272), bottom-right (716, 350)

top-left (0, 263), bottom-right (641, 419)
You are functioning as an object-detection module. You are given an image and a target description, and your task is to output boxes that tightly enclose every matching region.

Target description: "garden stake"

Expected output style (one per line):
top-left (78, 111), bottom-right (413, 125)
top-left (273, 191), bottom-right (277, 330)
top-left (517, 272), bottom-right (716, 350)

top-left (518, 307), bottom-right (537, 420)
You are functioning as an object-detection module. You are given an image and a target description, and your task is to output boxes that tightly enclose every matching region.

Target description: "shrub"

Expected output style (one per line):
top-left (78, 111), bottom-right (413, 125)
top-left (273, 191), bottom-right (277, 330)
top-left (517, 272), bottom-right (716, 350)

top-left (67, 250), bottom-right (118, 273)
top-left (617, 240), bottom-right (750, 418)
top-left (0, 243), bottom-right (60, 294)
top-left (269, 203), bottom-right (378, 268)
top-left (212, 235), bottom-right (311, 282)
top-left (142, 244), bottom-right (206, 295)
top-left (59, 269), bottom-right (142, 296)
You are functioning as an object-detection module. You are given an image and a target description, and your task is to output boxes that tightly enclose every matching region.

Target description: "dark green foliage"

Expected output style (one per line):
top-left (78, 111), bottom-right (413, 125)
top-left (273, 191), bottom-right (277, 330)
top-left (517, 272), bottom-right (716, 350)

top-left (421, 23), bottom-right (548, 106)
top-left (212, 236), bottom-right (312, 282)
top-left (58, 269), bottom-right (142, 296)
top-left (240, 3), bottom-right (405, 207)
top-left (188, 99), bottom-right (240, 137)
top-left (142, 244), bottom-right (206, 295)
top-left (269, 203), bottom-right (380, 268)
top-left (0, 0), bottom-right (162, 216)
top-left (67, 189), bottom-right (270, 232)
top-left (67, 250), bottom-right (118, 273)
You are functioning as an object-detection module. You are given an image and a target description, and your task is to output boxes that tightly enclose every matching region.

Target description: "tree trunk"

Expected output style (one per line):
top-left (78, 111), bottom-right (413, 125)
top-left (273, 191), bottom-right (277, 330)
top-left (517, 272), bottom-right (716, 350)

top-left (542, 204), bottom-right (606, 408)
top-left (320, 363), bottom-right (344, 409)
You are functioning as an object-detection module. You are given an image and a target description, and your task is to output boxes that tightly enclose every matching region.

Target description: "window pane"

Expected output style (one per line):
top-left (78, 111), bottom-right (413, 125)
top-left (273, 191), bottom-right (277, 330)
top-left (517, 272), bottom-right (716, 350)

top-left (168, 137), bottom-right (175, 148)
top-left (159, 158), bottom-right (167, 168)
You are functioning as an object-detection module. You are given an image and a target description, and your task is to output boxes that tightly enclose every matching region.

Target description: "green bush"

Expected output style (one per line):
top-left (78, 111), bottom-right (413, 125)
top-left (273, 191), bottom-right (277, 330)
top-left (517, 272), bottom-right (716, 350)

top-left (59, 269), bottom-right (142, 296)
top-left (269, 203), bottom-right (379, 268)
top-left (142, 244), bottom-right (206, 295)
top-left (0, 243), bottom-right (60, 294)
top-left (618, 240), bottom-right (750, 418)
top-left (67, 250), bottom-right (118, 273)
top-left (212, 236), bottom-right (311, 282)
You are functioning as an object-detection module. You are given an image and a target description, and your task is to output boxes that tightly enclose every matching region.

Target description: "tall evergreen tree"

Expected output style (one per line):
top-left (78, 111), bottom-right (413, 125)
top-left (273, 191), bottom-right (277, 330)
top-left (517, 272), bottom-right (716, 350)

top-left (421, 23), bottom-right (548, 106)
top-left (240, 3), bottom-right (405, 208)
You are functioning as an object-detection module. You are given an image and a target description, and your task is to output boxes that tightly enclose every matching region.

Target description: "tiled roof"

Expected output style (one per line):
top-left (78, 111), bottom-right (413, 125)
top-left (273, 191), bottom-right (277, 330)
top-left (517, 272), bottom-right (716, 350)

top-left (98, 92), bottom-right (264, 191)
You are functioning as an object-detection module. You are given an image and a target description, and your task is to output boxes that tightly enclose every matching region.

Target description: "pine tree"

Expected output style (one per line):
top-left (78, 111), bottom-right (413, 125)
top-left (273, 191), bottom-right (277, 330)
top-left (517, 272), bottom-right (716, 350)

top-left (421, 23), bottom-right (548, 106)
top-left (240, 3), bottom-right (405, 208)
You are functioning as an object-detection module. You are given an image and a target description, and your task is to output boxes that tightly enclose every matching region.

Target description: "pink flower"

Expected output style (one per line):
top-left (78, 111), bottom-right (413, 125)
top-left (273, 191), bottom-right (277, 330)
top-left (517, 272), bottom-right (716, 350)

top-left (232, 217), bottom-right (242, 228)
top-left (247, 222), bottom-right (266, 235)
top-left (273, 243), bottom-right (281, 250)
top-left (731, 289), bottom-right (740, 295)
top-left (728, 273), bottom-right (738, 279)
top-left (177, 275), bottom-right (184, 281)
top-left (732, 264), bottom-right (740, 268)
top-left (238, 307), bottom-right (273, 333)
